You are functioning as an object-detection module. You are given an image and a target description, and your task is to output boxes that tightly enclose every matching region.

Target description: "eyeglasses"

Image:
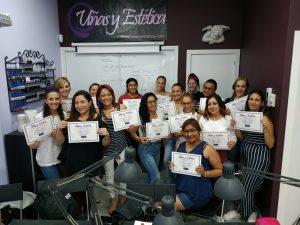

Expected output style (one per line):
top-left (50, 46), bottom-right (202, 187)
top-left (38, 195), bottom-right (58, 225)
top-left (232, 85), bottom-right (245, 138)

top-left (147, 100), bottom-right (157, 104)
top-left (203, 85), bottom-right (214, 91)
top-left (183, 129), bottom-right (198, 135)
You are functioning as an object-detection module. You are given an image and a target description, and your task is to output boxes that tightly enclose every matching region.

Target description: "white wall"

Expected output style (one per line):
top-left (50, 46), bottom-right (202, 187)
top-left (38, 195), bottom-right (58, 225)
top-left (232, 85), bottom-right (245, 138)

top-left (0, 0), bottom-right (62, 184)
top-left (277, 31), bottom-right (300, 225)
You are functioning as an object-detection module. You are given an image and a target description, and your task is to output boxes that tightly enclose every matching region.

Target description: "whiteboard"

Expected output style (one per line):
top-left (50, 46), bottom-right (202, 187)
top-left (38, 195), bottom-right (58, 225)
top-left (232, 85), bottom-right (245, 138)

top-left (186, 49), bottom-right (240, 99)
top-left (60, 46), bottom-right (178, 99)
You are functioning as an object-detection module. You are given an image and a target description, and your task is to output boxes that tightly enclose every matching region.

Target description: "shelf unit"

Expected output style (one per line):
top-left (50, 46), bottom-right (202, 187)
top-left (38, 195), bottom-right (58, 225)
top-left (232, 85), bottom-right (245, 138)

top-left (4, 50), bottom-right (56, 112)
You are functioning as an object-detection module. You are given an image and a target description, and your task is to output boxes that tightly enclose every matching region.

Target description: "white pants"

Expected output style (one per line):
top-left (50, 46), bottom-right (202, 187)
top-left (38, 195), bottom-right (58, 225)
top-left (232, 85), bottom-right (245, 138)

top-left (103, 149), bottom-right (126, 198)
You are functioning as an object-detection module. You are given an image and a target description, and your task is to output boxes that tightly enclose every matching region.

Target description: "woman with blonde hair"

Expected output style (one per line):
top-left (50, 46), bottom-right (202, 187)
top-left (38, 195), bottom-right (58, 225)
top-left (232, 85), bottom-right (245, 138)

top-left (54, 77), bottom-right (72, 113)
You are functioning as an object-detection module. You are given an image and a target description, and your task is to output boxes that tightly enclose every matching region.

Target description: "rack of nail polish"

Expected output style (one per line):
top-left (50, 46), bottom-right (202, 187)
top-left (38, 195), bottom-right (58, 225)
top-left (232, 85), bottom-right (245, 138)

top-left (5, 50), bottom-right (55, 112)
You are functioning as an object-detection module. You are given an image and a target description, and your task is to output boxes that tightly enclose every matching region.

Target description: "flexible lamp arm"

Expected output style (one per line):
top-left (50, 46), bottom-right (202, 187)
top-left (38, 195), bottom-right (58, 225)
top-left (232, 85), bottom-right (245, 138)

top-left (242, 166), bottom-right (300, 188)
top-left (91, 177), bottom-right (152, 205)
top-left (55, 151), bottom-right (119, 188)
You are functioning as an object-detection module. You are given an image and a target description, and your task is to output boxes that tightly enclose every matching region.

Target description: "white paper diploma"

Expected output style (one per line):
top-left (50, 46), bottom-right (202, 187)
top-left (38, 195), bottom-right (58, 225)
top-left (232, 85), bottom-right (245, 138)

top-left (23, 116), bottom-right (54, 145)
top-left (168, 113), bottom-right (193, 133)
top-left (225, 95), bottom-right (248, 113)
top-left (122, 99), bottom-right (141, 109)
top-left (68, 121), bottom-right (99, 143)
top-left (234, 111), bottom-right (263, 133)
top-left (146, 121), bottom-right (170, 140)
top-left (156, 95), bottom-right (171, 104)
top-left (199, 98), bottom-right (207, 111)
top-left (111, 108), bottom-right (140, 131)
top-left (157, 101), bottom-right (176, 120)
top-left (202, 131), bottom-right (230, 150)
top-left (171, 152), bottom-right (202, 177)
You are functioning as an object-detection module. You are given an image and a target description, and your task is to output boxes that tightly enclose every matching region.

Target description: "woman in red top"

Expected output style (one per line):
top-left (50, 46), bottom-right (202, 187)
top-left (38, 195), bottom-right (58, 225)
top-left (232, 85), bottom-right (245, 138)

top-left (118, 78), bottom-right (142, 104)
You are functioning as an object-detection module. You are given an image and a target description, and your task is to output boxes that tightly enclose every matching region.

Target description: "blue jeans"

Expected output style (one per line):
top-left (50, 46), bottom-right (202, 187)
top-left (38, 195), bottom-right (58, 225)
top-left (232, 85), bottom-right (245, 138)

top-left (138, 141), bottom-right (161, 184)
top-left (163, 136), bottom-right (177, 169)
top-left (40, 165), bottom-right (61, 180)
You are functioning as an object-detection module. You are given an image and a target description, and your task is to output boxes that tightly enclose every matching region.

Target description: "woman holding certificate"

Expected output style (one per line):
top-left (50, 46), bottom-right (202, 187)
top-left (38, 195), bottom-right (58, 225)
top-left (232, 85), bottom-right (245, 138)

top-left (130, 93), bottom-right (164, 184)
top-left (224, 77), bottom-right (250, 104)
top-left (118, 78), bottom-right (142, 104)
top-left (199, 93), bottom-right (237, 162)
top-left (224, 77), bottom-right (250, 167)
top-left (28, 89), bottom-right (65, 180)
top-left (169, 118), bottom-right (222, 211)
top-left (97, 84), bottom-right (130, 214)
top-left (54, 77), bottom-right (72, 114)
top-left (163, 83), bottom-right (184, 170)
top-left (228, 89), bottom-right (275, 222)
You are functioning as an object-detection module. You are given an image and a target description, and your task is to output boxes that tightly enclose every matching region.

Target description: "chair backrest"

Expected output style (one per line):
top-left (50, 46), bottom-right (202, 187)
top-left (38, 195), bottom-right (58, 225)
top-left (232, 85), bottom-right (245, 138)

top-left (0, 183), bottom-right (23, 202)
top-left (0, 183), bottom-right (23, 220)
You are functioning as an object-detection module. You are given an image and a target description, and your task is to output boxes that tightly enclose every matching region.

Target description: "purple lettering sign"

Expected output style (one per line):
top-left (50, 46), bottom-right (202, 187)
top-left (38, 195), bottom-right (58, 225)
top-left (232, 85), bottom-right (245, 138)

top-left (67, 0), bottom-right (167, 42)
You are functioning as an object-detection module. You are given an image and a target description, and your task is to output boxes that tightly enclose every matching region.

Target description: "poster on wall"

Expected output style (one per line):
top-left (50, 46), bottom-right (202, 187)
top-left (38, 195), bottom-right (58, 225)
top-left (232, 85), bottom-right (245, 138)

top-left (67, 0), bottom-right (167, 42)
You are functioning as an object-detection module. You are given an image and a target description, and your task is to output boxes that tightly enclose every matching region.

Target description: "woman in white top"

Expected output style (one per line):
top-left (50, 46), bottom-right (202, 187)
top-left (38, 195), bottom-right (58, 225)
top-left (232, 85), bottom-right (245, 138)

top-left (199, 93), bottom-right (236, 161)
top-left (28, 89), bottom-right (65, 180)
top-left (130, 92), bottom-right (166, 184)
top-left (163, 83), bottom-right (184, 169)
top-left (176, 93), bottom-right (201, 147)
top-left (55, 77), bottom-right (72, 114)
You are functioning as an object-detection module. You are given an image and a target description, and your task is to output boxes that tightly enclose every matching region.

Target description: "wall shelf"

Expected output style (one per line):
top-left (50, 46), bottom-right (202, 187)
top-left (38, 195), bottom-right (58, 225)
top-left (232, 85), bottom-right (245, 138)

top-left (4, 50), bottom-right (56, 112)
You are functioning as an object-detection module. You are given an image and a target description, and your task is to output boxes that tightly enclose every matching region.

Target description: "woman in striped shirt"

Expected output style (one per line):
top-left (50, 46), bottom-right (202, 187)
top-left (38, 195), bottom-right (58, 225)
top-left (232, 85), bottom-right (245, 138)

top-left (228, 89), bottom-right (275, 222)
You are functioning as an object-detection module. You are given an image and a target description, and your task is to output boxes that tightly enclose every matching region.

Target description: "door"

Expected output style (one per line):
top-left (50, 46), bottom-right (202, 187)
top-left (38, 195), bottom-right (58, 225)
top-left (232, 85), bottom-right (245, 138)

top-left (186, 49), bottom-right (240, 99)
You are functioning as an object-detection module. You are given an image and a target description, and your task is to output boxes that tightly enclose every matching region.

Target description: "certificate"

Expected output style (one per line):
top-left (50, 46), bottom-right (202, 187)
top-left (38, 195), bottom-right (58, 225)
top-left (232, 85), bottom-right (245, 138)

top-left (23, 116), bottom-right (54, 145)
top-left (168, 113), bottom-right (193, 133)
top-left (111, 108), bottom-right (140, 131)
top-left (234, 111), bottom-right (263, 133)
top-left (225, 95), bottom-right (248, 113)
top-left (202, 131), bottom-right (230, 150)
top-left (68, 121), bottom-right (99, 143)
top-left (171, 152), bottom-right (202, 177)
top-left (157, 101), bottom-right (176, 120)
top-left (156, 95), bottom-right (171, 104)
top-left (146, 121), bottom-right (170, 140)
top-left (199, 98), bottom-right (207, 111)
top-left (122, 99), bottom-right (141, 109)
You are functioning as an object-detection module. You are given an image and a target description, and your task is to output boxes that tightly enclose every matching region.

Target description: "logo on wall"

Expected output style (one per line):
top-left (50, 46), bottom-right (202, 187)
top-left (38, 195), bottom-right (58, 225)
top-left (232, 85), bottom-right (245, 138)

top-left (67, 0), bottom-right (167, 42)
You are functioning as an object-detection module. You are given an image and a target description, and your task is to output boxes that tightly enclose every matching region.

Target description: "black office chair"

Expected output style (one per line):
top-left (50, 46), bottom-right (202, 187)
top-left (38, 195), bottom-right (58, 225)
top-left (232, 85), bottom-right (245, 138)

top-left (0, 183), bottom-right (23, 220)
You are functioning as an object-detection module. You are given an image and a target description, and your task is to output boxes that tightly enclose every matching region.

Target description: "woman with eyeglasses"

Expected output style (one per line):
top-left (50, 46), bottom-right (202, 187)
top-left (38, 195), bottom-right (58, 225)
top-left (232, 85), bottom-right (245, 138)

top-left (175, 93), bottom-right (201, 147)
top-left (168, 118), bottom-right (222, 211)
top-left (199, 93), bottom-right (237, 162)
top-left (198, 79), bottom-right (218, 115)
top-left (130, 92), bottom-right (165, 184)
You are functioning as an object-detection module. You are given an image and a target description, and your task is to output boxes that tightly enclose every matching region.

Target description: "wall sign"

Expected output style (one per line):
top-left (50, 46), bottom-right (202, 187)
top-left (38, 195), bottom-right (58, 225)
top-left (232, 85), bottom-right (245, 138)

top-left (67, 0), bottom-right (167, 42)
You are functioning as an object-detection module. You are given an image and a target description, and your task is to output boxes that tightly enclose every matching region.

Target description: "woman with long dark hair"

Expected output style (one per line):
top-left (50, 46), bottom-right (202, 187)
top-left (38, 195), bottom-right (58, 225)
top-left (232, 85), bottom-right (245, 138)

top-left (130, 92), bottom-right (164, 184)
top-left (118, 78), bottom-right (142, 104)
top-left (28, 89), bottom-right (65, 180)
top-left (225, 77), bottom-right (250, 104)
top-left (227, 89), bottom-right (275, 222)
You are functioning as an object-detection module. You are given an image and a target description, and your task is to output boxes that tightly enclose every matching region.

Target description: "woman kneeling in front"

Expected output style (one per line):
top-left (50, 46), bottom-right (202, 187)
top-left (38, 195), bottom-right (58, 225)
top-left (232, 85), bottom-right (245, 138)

top-left (169, 118), bottom-right (222, 211)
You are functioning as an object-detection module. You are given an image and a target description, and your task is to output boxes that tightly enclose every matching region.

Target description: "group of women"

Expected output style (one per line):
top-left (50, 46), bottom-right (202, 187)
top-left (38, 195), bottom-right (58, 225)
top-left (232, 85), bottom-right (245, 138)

top-left (28, 73), bottom-right (275, 222)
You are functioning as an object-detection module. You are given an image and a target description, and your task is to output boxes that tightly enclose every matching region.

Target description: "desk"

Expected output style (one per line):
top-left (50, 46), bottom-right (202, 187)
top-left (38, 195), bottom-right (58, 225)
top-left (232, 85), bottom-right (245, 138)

top-left (4, 131), bottom-right (43, 191)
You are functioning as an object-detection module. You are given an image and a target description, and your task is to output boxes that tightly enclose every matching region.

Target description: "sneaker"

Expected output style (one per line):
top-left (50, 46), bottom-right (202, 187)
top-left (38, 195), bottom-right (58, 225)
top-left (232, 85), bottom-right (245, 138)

top-left (223, 210), bottom-right (241, 221)
top-left (247, 211), bottom-right (257, 222)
